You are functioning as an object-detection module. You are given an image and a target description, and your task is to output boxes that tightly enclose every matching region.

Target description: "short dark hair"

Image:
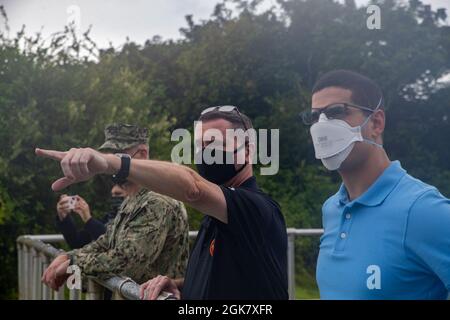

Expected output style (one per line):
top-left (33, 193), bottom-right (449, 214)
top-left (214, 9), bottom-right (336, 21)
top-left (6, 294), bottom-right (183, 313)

top-left (198, 109), bottom-right (253, 130)
top-left (312, 70), bottom-right (384, 110)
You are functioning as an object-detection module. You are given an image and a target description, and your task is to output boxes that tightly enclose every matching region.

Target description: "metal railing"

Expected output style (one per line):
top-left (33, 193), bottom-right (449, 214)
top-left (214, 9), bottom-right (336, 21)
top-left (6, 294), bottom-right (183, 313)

top-left (17, 228), bottom-right (323, 300)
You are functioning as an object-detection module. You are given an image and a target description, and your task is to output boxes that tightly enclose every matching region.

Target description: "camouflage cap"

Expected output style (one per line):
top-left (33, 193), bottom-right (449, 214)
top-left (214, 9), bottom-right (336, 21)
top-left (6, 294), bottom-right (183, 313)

top-left (98, 123), bottom-right (149, 152)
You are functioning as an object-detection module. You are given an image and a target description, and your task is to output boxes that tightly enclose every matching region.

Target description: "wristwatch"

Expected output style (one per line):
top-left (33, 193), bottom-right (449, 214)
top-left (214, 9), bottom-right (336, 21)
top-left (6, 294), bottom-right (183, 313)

top-left (112, 153), bottom-right (131, 185)
top-left (68, 254), bottom-right (74, 266)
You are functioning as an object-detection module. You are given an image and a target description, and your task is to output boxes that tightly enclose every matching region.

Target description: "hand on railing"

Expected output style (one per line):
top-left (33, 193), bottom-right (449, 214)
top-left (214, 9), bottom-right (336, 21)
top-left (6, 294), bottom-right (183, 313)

top-left (41, 254), bottom-right (70, 290)
top-left (140, 275), bottom-right (181, 300)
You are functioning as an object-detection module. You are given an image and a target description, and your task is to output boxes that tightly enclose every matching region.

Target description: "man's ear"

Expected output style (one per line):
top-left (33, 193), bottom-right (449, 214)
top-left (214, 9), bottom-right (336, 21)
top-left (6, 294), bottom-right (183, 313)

top-left (370, 109), bottom-right (385, 140)
top-left (246, 142), bottom-right (256, 163)
top-left (140, 148), bottom-right (149, 159)
top-left (135, 146), bottom-right (149, 159)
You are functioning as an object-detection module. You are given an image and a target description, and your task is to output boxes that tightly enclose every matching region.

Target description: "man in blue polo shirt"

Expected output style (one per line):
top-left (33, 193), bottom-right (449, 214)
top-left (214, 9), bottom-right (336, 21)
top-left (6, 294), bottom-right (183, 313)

top-left (302, 70), bottom-right (450, 299)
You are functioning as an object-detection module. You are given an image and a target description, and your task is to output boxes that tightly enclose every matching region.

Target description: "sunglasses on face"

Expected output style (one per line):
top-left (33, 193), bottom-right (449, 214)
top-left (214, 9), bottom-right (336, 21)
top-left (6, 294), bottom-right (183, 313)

top-left (300, 102), bottom-right (375, 125)
top-left (110, 177), bottom-right (128, 187)
top-left (200, 105), bottom-right (248, 130)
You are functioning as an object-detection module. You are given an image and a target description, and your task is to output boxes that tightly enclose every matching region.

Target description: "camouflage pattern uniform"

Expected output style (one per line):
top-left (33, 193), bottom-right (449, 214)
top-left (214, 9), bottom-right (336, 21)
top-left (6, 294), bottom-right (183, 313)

top-left (66, 123), bottom-right (190, 283)
top-left (67, 190), bottom-right (189, 283)
top-left (98, 123), bottom-right (150, 152)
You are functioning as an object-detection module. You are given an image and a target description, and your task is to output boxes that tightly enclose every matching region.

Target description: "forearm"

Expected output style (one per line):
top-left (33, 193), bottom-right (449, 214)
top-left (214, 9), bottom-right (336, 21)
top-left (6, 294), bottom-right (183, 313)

top-left (105, 155), bottom-right (206, 205)
top-left (70, 223), bottom-right (167, 279)
top-left (70, 250), bottom-right (124, 278)
top-left (127, 158), bottom-right (227, 222)
top-left (35, 148), bottom-right (227, 222)
top-left (67, 232), bottom-right (109, 257)
top-left (84, 217), bottom-right (107, 240)
top-left (56, 215), bottom-right (77, 243)
top-left (57, 216), bottom-right (89, 249)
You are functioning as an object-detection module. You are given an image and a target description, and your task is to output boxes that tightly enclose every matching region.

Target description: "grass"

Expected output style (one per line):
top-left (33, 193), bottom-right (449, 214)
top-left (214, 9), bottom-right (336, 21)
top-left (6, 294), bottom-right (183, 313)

top-left (296, 285), bottom-right (320, 300)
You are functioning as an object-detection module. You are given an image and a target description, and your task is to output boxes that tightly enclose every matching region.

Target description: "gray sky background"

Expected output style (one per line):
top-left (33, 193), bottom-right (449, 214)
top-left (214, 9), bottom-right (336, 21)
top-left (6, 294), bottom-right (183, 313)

top-left (1, 0), bottom-right (449, 48)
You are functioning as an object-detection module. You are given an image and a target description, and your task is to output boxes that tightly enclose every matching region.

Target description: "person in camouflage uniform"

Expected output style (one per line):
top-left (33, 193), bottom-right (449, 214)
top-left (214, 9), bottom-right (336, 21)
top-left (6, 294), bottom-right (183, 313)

top-left (41, 124), bottom-right (189, 288)
top-left (67, 189), bottom-right (189, 283)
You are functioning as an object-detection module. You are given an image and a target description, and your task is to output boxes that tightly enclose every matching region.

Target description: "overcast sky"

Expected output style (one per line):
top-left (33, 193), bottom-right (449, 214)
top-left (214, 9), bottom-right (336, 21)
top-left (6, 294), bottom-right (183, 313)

top-left (1, 0), bottom-right (449, 48)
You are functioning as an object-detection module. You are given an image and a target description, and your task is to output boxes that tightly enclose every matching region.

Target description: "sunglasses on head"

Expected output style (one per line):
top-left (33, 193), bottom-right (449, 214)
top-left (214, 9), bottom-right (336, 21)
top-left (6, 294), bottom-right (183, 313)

top-left (200, 105), bottom-right (248, 130)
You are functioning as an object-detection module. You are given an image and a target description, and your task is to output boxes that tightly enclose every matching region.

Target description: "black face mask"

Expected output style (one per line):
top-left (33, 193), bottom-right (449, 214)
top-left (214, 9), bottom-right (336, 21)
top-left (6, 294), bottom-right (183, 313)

top-left (109, 196), bottom-right (125, 213)
top-left (195, 145), bottom-right (247, 185)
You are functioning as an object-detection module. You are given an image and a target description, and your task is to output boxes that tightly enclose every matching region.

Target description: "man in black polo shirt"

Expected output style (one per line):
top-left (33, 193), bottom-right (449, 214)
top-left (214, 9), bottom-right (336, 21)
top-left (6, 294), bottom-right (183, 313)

top-left (181, 175), bottom-right (287, 300)
top-left (35, 106), bottom-right (288, 300)
top-left (139, 107), bottom-right (287, 299)
top-left (182, 107), bottom-right (287, 299)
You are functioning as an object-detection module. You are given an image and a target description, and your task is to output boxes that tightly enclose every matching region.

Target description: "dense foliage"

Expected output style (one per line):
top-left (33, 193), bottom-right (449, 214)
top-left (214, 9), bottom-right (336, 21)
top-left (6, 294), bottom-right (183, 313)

top-left (0, 0), bottom-right (449, 298)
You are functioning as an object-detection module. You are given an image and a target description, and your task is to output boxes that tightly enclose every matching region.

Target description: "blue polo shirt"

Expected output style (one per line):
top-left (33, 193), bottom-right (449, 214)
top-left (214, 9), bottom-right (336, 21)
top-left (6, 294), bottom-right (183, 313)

top-left (316, 161), bottom-right (450, 299)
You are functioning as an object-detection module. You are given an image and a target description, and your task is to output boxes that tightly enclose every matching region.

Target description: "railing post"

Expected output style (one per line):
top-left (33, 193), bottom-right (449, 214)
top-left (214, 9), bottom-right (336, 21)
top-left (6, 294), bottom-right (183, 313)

top-left (69, 287), bottom-right (81, 300)
top-left (22, 245), bottom-right (29, 300)
top-left (30, 248), bottom-right (37, 299)
top-left (86, 279), bottom-right (103, 300)
top-left (112, 289), bottom-right (126, 300)
top-left (17, 243), bottom-right (23, 299)
top-left (35, 254), bottom-right (42, 300)
top-left (31, 248), bottom-right (42, 300)
top-left (41, 254), bottom-right (52, 300)
top-left (287, 232), bottom-right (296, 300)
top-left (54, 286), bottom-right (65, 300)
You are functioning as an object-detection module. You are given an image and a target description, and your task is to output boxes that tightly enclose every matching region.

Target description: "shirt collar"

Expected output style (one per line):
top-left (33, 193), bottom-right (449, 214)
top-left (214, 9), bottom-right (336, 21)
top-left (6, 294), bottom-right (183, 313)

top-left (121, 188), bottom-right (147, 212)
top-left (338, 160), bottom-right (406, 207)
top-left (239, 176), bottom-right (258, 190)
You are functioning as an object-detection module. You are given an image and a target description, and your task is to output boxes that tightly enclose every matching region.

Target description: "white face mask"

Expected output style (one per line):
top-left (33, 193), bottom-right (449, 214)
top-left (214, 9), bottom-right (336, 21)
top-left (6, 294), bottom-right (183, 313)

top-left (310, 98), bottom-right (383, 171)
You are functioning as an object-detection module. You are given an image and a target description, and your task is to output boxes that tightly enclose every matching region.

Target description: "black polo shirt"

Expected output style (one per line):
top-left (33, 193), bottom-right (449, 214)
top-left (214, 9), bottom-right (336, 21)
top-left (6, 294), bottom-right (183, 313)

top-left (182, 176), bottom-right (288, 300)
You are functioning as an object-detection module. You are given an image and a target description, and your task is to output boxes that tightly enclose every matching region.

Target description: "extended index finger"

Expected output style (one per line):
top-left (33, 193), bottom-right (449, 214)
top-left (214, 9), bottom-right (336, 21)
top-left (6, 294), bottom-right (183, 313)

top-left (35, 148), bottom-right (67, 161)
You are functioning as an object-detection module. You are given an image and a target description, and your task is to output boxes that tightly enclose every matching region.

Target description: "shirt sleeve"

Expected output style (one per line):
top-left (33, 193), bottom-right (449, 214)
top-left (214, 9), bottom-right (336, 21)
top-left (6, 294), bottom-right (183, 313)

top-left (69, 203), bottom-right (170, 281)
top-left (56, 215), bottom-right (92, 249)
top-left (66, 219), bottom-right (113, 259)
top-left (404, 189), bottom-right (450, 290)
top-left (218, 186), bottom-right (274, 249)
top-left (83, 217), bottom-right (107, 241)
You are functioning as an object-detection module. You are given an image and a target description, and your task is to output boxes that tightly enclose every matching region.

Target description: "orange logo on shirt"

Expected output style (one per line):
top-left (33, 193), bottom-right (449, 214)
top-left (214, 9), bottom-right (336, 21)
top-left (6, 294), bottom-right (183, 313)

top-left (209, 239), bottom-right (215, 257)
